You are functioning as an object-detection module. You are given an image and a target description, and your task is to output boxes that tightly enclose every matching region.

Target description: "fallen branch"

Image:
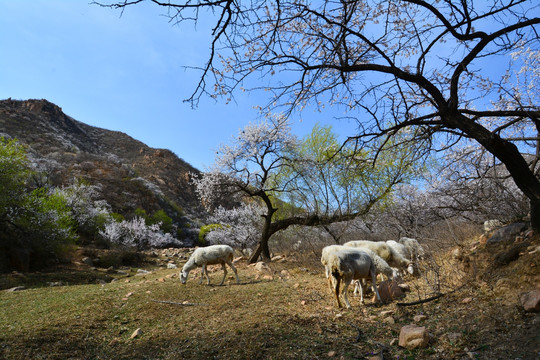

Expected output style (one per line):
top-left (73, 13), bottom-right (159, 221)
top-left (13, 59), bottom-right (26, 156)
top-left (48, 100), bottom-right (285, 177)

top-left (396, 293), bottom-right (444, 306)
top-left (348, 322), bottom-right (364, 342)
top-left (397, 282), bottom-right (470, 307)
top-left (151, 299), bottom-right (209, 306)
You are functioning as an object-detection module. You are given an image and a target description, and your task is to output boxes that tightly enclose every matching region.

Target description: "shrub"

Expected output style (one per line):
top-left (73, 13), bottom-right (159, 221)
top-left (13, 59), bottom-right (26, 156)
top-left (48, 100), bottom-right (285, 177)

top-left (99, 217), bottom-right (182, 250)
top-left (0, 138), bottom-right (77, 271)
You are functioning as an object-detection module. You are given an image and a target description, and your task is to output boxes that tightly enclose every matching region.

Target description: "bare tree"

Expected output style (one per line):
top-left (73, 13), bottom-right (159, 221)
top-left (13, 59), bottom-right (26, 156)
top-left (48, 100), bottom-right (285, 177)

top-left (96, 0), bottom-right (540, 230)
top-left (193, 115), bottom-right (411, 262)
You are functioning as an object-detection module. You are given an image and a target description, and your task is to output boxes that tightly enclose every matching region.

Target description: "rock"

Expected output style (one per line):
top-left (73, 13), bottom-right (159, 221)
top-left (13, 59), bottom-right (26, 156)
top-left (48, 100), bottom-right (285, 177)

top-left (383, 316), bottom-right (395, 324)
top-left (254, 262), bottom-right (271, 273)
top-left (493, 241), bottom-right (530, 267)
top-left (81, 256), bottom-right (93, 266)
top-left (451, 247), bottom-right (463, 261)
top-left (233, 256), bottom-right (245, 263)
top-left (399, 325), bottom-right (430, 349)
top-left (6, 286), bottom-right (25, 292)
top-left (379, 310), bottom-right (394, 317)
top-left (487, 222), bottom-right (527, 245)
top-left (167, 263), bottom-right (177, 269)
top-left (48, 281), bottom-right (65, 287)
top-left (413, 314), bottom-right (428, 322)
top-left (398, 283), bottom-right (411, 292)
top-left (136, 269), bottom-right (151, 275)
top-left (462, 297), bottom-right (473, 304)
top-left (520, 290), bottom-right (540, 312)
top-left (130, 328), bottom-right (142, 339)
top-left (377, 280), bottom-right (405, 303)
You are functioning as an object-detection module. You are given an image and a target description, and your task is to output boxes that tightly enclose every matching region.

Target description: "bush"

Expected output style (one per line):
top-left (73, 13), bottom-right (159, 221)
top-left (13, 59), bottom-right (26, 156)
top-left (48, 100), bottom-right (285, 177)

top-left (99, 217), bottom-right (182, 250)
top-left (0, 138), bottom-right (78, 271)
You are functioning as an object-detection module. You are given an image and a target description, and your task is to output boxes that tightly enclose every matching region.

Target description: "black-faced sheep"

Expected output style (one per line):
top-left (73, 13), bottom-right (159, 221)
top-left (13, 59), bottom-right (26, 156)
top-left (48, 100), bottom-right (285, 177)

top-left (180, 245), bottom-right (240, 285)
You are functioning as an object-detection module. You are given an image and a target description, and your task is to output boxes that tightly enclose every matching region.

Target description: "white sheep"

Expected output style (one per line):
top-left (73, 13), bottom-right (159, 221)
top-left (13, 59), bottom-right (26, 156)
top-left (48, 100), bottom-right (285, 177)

top-left (352, 247), bottom-right (400, 295)
top-left (343, 240), bottom-right (414, 274)
top-left (322, 244), bottom-right (400, 295)
top-left (398, 237), bottom-right (425, 260)
top-left (327, 248), bottom-right (382, 308)
top-left (180, 245), bottom-right (240, 285)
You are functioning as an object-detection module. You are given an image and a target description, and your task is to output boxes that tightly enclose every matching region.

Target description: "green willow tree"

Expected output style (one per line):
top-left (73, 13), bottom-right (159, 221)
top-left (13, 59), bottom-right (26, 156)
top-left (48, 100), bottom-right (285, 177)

top-left (97, 0), bottom-right (540, 230)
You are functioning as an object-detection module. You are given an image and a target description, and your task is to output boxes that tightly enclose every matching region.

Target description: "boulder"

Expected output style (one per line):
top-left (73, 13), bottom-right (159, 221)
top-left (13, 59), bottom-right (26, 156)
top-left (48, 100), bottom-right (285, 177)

top-left (399, 325), bottom-right (430, 349)
top-left (520, 290), bottom-right (540, 312)
top-left (487, 223), bottom-right (528, 245)
top-left (254, 261), bottom-right (272, 273)
top-left (376, 280), bottom-right (405, 303)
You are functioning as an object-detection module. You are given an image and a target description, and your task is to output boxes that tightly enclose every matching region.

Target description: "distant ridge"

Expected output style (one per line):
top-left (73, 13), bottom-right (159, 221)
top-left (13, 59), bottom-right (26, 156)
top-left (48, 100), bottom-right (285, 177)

top-left (0, 98), bottom-right (205, 244)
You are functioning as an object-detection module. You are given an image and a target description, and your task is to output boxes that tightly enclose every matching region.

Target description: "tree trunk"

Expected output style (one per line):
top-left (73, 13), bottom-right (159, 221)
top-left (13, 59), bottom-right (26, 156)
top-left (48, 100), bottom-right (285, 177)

top-left (448, 113), bottom-right (540, 231)
top-left (531, 199), bottom-right (540, 232)
top-left (248, 211), bottom-right (274, 264)
top-left (248, 236), bottom-right (271, 264)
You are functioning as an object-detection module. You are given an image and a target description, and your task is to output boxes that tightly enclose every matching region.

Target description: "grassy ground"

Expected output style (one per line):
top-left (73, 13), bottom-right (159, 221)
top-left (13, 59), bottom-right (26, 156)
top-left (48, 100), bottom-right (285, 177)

top-left (1, 237), bottom-right (539, 360)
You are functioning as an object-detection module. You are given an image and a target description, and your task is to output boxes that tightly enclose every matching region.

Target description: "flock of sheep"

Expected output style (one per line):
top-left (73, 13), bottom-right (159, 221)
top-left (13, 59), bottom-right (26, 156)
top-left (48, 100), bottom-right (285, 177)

top-left (178, 238), bottom-right (425, 309)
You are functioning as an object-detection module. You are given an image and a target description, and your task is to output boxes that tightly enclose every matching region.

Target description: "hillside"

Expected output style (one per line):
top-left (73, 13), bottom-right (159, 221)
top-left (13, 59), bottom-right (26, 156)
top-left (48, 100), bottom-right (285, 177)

top-left (0, 98), bottom-right (206, 244)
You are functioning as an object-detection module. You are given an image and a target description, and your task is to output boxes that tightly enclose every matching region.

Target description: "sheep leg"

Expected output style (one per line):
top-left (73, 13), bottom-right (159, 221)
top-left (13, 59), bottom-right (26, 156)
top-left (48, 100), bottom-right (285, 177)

top-left (225, 259), bottom-right (240, 284)
top-left (201, 264), bottom-right (211, 285)
top-left (327, 271), bottom-right (336, 293)
top-left (219, 262), bottom-right (227, 285)
top-left (198, 265), bottom-right (205, 284)
top-left (334, 276), bottom-right (342, 308)
top-left (353, 280), bottom-right (360, 296)
top-left (370, 269), bottom-right (382, 304)
top-left (342, 277), bottom-right (352, 309)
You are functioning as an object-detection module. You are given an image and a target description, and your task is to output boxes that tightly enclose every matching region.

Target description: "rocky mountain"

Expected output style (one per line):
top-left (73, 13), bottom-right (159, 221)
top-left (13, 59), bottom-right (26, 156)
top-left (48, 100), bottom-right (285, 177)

top-left (0, 98), bottom-right (206, 243)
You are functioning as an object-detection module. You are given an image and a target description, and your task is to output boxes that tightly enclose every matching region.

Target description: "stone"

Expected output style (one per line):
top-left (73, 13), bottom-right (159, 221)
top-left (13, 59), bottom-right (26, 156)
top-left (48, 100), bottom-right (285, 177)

top-left (520, 290), bottom-right (540, 312)
top-left (380, 310), bottom-right (394, 317)
top-left (81, 256), bottom-right (93, 266)
top-left (254, 261), bottom-right (271, 273)
top-left (451, 247), bottom-right (463, 261)
top-left (377, 280), bottom-right (405, 303)
top-left (6, 286), bottom-right (25, 292)
top-left (383, 316), bottom-right (395, 324)
top-left (167, 263), bottom-right (177, 269)
top-left (413, 314), bottom-right (428, 322)
top-left (130, 328), bottom-right (142, 339)
top-left (399, 325), bottom-right (429, 349)
top-left (487, 222), bottom-right (527, 245)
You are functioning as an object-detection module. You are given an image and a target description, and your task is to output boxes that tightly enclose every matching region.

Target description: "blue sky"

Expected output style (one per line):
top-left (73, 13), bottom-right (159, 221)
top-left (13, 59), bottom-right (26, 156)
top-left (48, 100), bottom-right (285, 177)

top-left (0, 1), bottom-right (355, 170)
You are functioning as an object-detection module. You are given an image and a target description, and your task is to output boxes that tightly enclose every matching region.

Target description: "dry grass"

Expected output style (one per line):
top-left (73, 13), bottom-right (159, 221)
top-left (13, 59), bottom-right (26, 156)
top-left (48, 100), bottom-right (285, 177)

top-left (1, 236), bottom-right (539, 360)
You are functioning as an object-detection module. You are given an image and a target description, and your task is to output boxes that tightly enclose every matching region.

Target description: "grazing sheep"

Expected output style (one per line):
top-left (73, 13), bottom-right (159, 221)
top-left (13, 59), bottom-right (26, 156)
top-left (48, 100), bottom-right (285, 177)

top-left (399, 237), bottom-right (425, 260)
top-left (352, 247), bottom-right (400, 295)
top-left (328, 248), bottom-right (382, 308)
top-left (180, 245), bottom-right (240, 285)
top-left (344, 240), bottom-right (414, 274)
